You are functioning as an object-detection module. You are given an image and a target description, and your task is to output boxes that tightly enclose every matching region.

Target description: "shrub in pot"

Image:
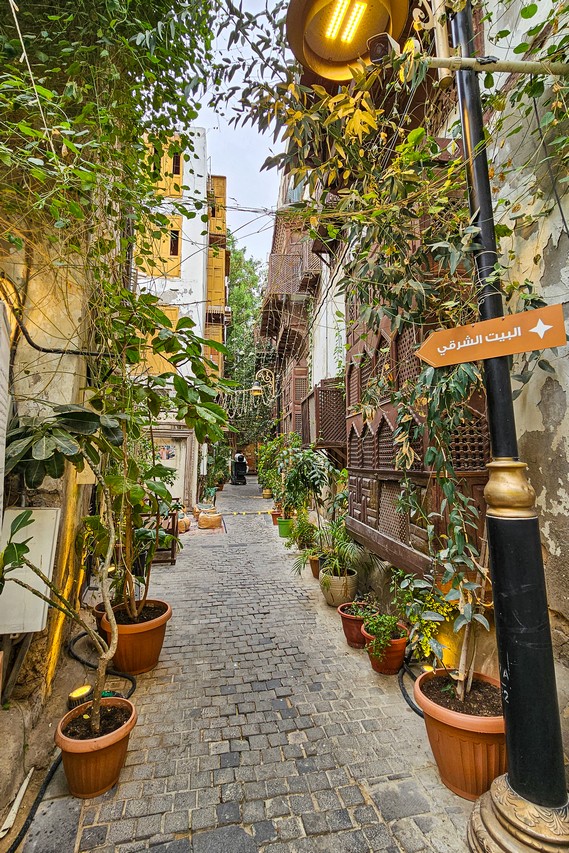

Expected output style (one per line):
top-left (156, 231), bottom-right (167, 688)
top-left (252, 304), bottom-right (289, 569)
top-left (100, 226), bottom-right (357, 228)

top-left (361, 613), bottom-right (408, 674)
top-left (401, 567), bottom-right (506, 800)
top-left (317, 517), bottom-right (366, 607)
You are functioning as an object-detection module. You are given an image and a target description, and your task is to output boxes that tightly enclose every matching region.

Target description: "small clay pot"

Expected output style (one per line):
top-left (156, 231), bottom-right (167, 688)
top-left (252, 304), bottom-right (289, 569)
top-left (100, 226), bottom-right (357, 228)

top-left (309, 556), bottom-right (320, 580)
top-left (361, 622), bottom-right (408, 674)
top-left (337, 602), bottom-right (366, 648)
top-left (270, 510), bottom-right (281, 526)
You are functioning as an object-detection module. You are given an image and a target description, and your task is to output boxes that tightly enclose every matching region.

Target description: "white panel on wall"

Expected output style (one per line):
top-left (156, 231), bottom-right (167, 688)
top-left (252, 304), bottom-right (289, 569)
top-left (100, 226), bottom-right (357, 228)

top-left (0, 507), bottom-right (61, 633)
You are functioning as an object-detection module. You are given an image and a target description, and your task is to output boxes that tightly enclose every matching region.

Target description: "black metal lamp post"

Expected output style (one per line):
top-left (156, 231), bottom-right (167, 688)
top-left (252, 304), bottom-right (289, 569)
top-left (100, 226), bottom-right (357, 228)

top-left (284, 0), bottom-right (569, 849)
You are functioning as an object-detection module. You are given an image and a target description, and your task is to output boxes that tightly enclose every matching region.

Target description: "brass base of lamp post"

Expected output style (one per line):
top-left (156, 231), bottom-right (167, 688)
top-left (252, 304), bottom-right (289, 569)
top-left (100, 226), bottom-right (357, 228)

top-left (468, 776), bottom-right (569, 852)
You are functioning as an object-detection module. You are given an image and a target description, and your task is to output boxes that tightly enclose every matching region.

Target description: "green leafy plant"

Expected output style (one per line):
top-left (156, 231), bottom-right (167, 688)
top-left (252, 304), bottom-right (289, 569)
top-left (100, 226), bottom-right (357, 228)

top-left (285, 508), bottom-right (317, 551)
top-left (362, 613), bottom-right (407, 661)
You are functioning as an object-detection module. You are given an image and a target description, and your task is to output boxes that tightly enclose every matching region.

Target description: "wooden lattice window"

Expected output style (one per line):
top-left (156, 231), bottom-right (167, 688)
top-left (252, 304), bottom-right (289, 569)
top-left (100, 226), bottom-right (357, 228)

top-left (374, 337), bottom-right (391, 383)
top-left (396, 325), bottom-right (421, 391)
top-left (349, 429), bottom-right (363, 468)
top-left (450, 412), bottom-right (490, 470)
top-left (347, 363), bottom-right (359, 409)
top-left (361, 426), bottom-right (375, 469)
top-left (295, 375), bottom-right (308, 402)
top-left (376, 419), bottom-right (395, 469)
top-left (360, 350), bottom-right (373, 397)
top-left (378, 481), bottom-right (408, 543)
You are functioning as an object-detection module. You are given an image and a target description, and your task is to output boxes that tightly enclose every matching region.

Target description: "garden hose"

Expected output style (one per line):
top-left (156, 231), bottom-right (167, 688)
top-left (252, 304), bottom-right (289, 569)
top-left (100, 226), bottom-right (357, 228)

top-left (397, 660), bottom-right (424, 718)
top-left (6, 632), bottom-right (136, 852)
top-left (67, 631), bottom-right (137, 699)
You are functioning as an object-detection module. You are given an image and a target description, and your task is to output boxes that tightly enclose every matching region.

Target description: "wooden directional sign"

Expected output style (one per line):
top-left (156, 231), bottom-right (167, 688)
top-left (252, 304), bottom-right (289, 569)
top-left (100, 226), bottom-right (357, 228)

top-left (416, 304), bottom-right (566, 367)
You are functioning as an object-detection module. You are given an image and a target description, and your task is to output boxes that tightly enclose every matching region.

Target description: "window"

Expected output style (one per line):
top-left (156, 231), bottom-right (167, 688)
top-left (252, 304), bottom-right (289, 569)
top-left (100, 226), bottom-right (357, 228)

top-left (170, 230), bottom-right (180, 257)
top-left (172, 153), bottom-right (181, 176)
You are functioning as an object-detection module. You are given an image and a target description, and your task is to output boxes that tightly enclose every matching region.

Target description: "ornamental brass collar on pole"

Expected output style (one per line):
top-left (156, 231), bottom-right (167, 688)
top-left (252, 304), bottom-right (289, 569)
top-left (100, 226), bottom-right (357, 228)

top-left (484, 459), bottom-right (537, 519)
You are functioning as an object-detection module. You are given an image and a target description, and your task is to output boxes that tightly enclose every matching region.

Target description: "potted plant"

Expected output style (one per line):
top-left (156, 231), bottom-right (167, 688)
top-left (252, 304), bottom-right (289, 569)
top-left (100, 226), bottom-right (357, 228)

top-left (401, 568), bottom-right (506, 800)
top-left (285, 509), bottom-right (317, 551)
top-left (361, 613), bottom-right (408, 674)
top-left (317, 516), bottom-right (366, 606)
top-left (0, 499), bottom-right (135, 799)
top-left (337, 593), bottom-right (379, 649)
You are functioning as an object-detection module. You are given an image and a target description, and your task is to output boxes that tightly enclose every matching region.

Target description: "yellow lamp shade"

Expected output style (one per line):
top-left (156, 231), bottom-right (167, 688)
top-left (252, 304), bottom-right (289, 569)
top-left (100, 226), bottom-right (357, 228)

top-left (287, 0), bottom-right (409, 81)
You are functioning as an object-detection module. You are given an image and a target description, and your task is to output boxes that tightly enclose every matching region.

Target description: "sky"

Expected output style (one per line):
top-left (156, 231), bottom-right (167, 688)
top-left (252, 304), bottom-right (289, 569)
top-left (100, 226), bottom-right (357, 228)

top-left (196, 1), bottom-right (284, 266)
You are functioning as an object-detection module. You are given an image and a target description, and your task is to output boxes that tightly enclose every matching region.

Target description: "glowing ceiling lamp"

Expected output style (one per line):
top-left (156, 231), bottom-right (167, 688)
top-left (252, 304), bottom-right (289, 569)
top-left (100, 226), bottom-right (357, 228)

top-left (325, 0), bottom-right (350, 40)
top-left (341, 2), bottom-right (367, 44)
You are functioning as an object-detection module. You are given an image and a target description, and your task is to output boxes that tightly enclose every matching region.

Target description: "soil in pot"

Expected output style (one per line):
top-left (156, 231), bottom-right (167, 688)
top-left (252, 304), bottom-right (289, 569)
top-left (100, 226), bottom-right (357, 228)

top-left (101, 599), bottom-right (172, 675)
top-left (55, 697), bottom-right (137, 799)
top-left (414, 669), bottom-right (506, 801)
top-left (421, 675), bottom-right (503, 716)
top-left (63, 704), bottom-right (131, 739)
top-left (114, 603), bottom-right (166, 625)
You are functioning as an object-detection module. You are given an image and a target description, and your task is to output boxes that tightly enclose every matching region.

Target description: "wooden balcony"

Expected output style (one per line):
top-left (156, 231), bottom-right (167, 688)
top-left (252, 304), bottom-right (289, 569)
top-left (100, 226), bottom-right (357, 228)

top-left (301, 378), bottom-right (346, 449)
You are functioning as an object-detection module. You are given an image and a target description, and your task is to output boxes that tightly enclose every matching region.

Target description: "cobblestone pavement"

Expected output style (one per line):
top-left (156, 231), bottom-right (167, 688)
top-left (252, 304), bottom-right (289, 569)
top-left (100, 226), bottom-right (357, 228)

top-left (73, 480), bottom-right (471, 852)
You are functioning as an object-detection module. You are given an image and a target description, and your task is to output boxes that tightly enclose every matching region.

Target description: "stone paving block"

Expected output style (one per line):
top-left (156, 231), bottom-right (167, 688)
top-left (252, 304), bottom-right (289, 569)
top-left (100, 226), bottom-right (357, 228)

top-left (107, 819), bottom-right (138, 844)
top-left (370, 778), bottom-right (431, 821)
top-left (192, 825), bottom-right (256, 853)
top-left (252, 819), bottom-right (278, 843)
top-left (134, 813), bottom-right (162, 838)
top-left (302, 811), bottom-right (328, 836)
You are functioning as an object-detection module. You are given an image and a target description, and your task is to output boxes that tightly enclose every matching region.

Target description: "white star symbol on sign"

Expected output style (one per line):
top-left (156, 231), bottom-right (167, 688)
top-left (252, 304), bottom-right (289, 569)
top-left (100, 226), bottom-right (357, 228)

top-left (529, 319), bottom-right (553, 339)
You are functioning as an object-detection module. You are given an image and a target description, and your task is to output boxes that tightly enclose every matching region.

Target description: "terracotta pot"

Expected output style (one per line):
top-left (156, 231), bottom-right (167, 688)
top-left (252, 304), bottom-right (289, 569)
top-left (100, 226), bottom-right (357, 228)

top-left (55, 697), bottom-right (137, 798)
top-left (414, 669), bottom-right (506, 801)
top-left (361, 622), bottom-right (408, 674)
top-left (101, 599), bottom-right (172, 675)
top-left (337, 603), bottom-right (366, 648)
top-left (319, 568), bottom-right (358, 607)
top-left (309, 556), bottom-right (320, 579)
top-left (277, 518), bottom-right (293, 538)
top-left (270, 510), bottom-right (281, 526)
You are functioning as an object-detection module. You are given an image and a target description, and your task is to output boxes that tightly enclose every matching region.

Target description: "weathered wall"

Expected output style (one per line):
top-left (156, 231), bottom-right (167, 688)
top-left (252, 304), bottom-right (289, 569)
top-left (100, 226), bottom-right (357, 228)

top-left (1, 237), bottom-right (90, 700)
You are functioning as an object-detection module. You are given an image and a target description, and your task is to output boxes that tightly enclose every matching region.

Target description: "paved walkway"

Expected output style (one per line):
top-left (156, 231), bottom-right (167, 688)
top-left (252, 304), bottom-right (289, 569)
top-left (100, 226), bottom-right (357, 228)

top-left (40, 480), bottom-right (473, 852)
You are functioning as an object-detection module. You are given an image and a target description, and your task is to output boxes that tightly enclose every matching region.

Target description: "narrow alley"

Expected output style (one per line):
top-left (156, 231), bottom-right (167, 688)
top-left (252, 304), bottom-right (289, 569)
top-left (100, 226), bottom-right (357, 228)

top-left (25, 480), bottom-right (471, 853)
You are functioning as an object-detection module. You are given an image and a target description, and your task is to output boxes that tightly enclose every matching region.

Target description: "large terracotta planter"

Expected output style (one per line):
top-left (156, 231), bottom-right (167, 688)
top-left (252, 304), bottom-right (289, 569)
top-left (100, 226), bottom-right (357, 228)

top-left (319, 568), bottom-right (358, 607)
top-left (337, 603), bottom-right (366, 648)
top-left (55, 697), bottom-right (137, 798)
top-left (309, 556), bottom-right (320, 579)
top-left (101, 599), bottom-right (172, 675)
top-left (361, 622), bottom-right (408, 674)
top-left (414, 669), bottom-right (506, 801)
top-left (277, 518), bottom-right (293, 538)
